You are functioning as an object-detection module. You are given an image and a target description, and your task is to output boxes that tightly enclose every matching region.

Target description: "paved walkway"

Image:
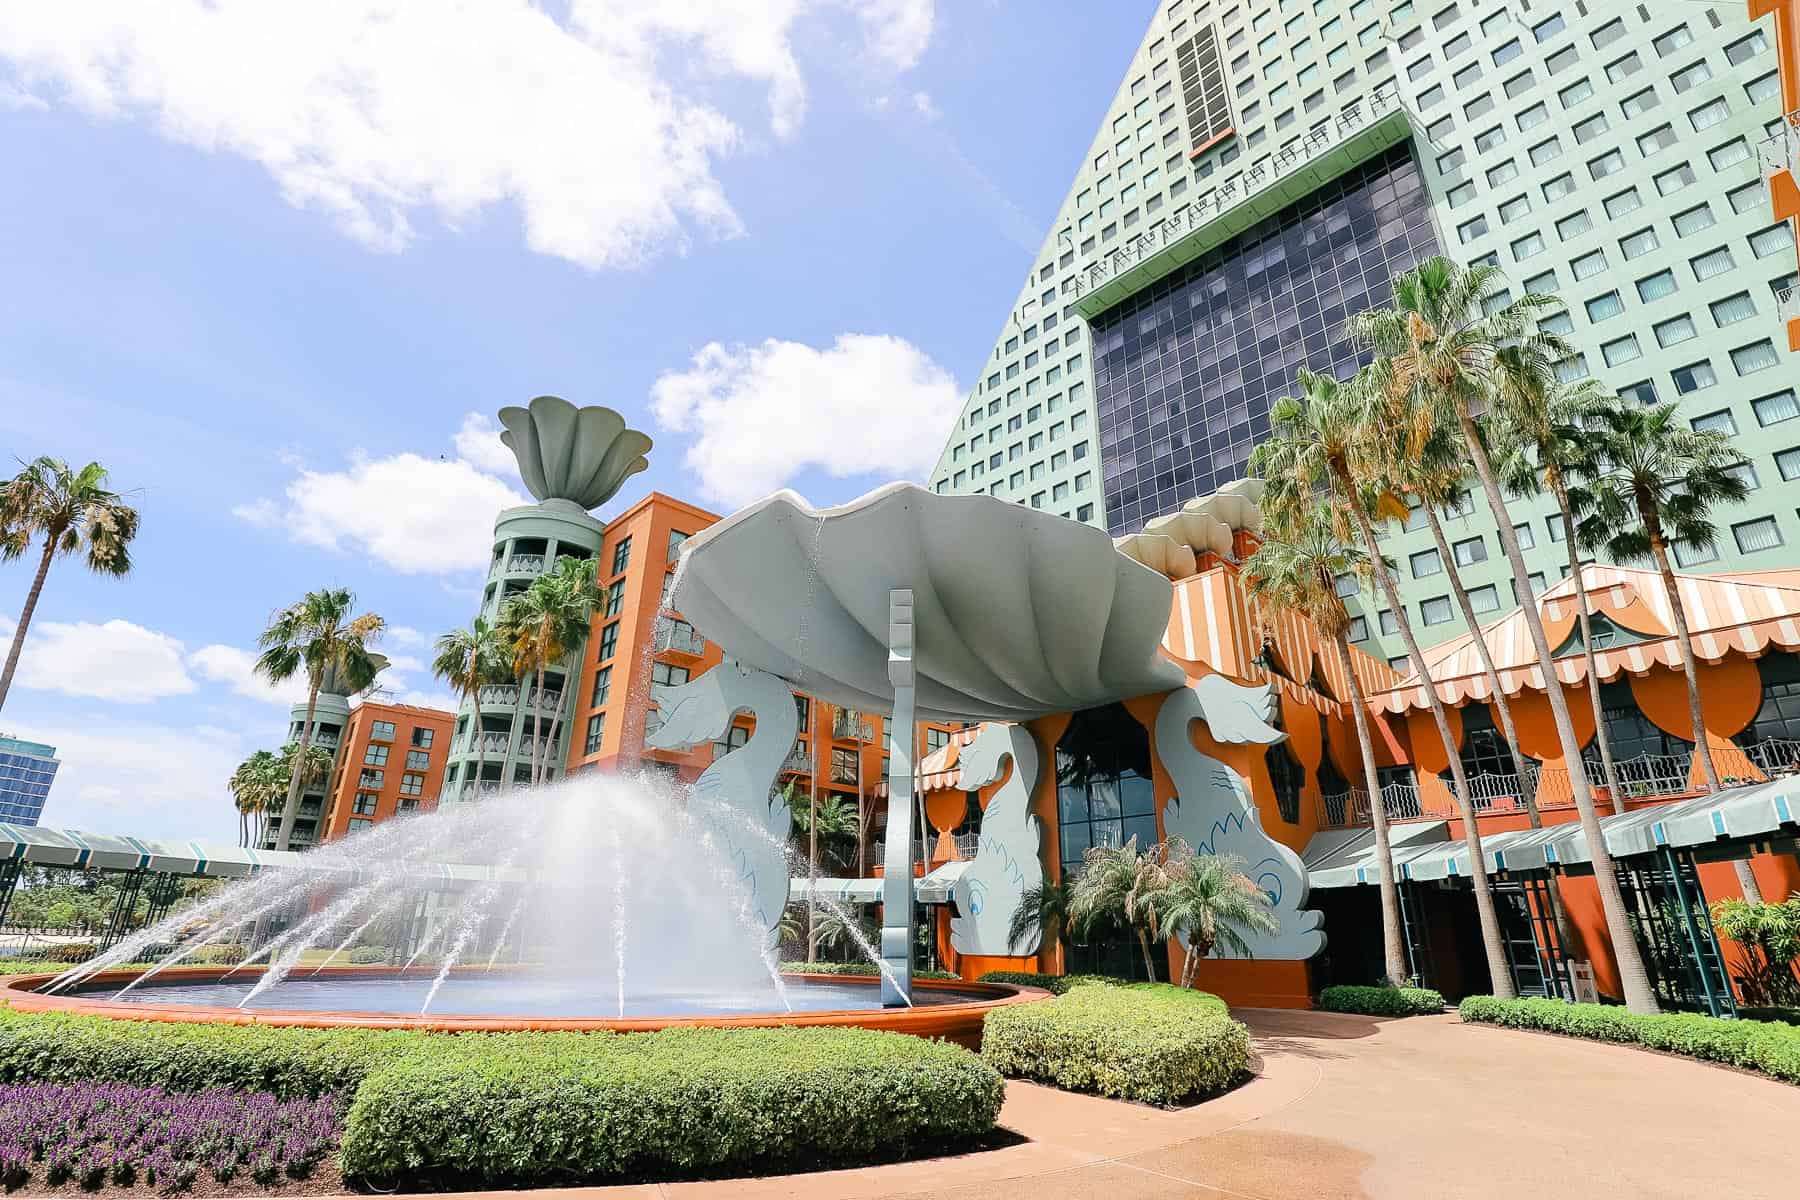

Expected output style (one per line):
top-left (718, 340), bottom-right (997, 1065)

top-left (402, 1009), bottom-right (1800, 1200)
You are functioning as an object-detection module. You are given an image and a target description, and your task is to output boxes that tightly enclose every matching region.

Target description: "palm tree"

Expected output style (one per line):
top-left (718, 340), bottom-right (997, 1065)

top-left (1158, 847), bottom-right (1279, 989)
top-left (1069, 836), bottom-right (1171, 981)
top-left (1252, 367), bottom-right (1515, 1000)
top-left (1006, 875), bottom-right (1075, 965)
top-left (431, 617), bottom-right (508, 801)
top-left (1349, 255), bottom-right (1660, 1013)
top-left (497, 558), bottom-right (594, 788)
top-left (227, 750), bottom-right (281, 847)
top-left (790, 790), bottom-right (862, 872)
top-left (536, 556), bottom-right (600, 780)
top-left (254, 589), bottom-right (384, 851)
top-left (1575, 399), bottom-right (1759, 901)
top-left (277, 740), bottom-right (337, 832)
top-left (1491, 347), bottom-right (1626, 811)
top-left (1244, 500), bottom-right (1409, 985)
top-left (0, 458), bottom-right (140, 714)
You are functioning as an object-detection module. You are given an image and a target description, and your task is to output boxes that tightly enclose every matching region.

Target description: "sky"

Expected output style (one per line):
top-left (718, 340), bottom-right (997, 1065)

top-left (0, 1), bottom-right (1155, 841)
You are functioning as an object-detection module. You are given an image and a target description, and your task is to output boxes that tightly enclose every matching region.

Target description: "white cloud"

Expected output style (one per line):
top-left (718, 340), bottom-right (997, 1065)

top-left (7, 716), bottom-right (247, 839)
top-left (452, 413), bottom-right (521, 478)
top-left (235, 448), bottom-right (526, 575)
top-left (649, 333), bottom-right (961, 507)
top-left (386, 625), bottom-right (428, 649)
top-left (187, 643), bottom-right (308, 707)
top-left (911, 90), bottom-right (939, 120)
top-left (0, 614), bottom-right (195, 703)
top-left (0, 79), bottom-right (46, 111)
top-left (0, 0), bottom-right (932, 269)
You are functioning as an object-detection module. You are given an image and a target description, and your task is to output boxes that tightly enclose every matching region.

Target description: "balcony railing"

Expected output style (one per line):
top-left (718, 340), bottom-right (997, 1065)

top-left (477, 684), bottom-right (519, 707)
top-left (1780, 286), bottom-right (1798, 326)
top-left (1068, 85), bottom-right (1411, 315)
top-left (832, 711), bottom-right (875, 742)
top-left (782, 746), bottom-right (812, 774)
top-left (459, 781), bottom-right (502, 802)
top-left (954, 832), bottom-right (981, 860)
top-left (1757, 108), bottom-right (1799, 179)
top-left (653, 618), bottom-right (706, 656)
top-left (506, 554), bottom-right (546, 575)
top-left (309, 732), bottom-right (339, 751)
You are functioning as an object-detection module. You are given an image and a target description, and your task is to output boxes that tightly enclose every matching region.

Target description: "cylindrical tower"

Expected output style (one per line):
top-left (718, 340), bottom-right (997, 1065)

top-left (442, 397), bottom-right (652, 803)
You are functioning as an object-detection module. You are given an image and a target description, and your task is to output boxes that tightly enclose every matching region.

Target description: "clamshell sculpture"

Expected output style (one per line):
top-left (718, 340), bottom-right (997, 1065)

top-left (498, 396), bottom-right (653, 511)
top-left (668, 483), bottom-right (1185, 722)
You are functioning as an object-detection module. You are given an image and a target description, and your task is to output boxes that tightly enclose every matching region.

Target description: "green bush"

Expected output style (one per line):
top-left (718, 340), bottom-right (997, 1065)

top-left (340, 1026), bottom-right (1002, 1187)
top-left (1318, 985), bottom-right (1445, 1017)
top-left (191, 943), bottom-right (247, 966)
top-left (981, 982), bottom-right (1246, 1105)
top-left (0, 959), bottom-right (157, 976)
top-left (43, 943), bottom-right (97, 964)
top-left (1457, 996), bottom-right (1800, 1085)
top-left (347, 946), bottom-right (387, 965)
top-left (0, 1006), bottom-right (421, 1099)
top-left (779, 961), bottom-right (960, 981)
top-left (976, 972), bottom-right (1125, 996)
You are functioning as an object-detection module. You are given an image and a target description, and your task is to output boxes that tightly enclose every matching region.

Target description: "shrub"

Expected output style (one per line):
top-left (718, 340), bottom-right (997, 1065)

top-left (340, 1026), bottom-right (1002, 1187)
top-left (976, 972), bottom-right (1125, 996)
top-left (0, 1007), bottom-right (420, 1099)
top-left (779, 961), bottom-right (960, 981)
top-left (191, 943), bottom-right (248, 966)
top-left (981, 982), bottom-right (1246, 1105)
top-left (1317, 985), bottom-right (1444, 1017)
top-left (0, 1082), bottom-right (337, 1191)
top-left (347, 946), bottom-right (387, 965)
top-left (43, 943), bottom-right (97, 964)
top-left (1457, 996), bottom-right (1800, 1085)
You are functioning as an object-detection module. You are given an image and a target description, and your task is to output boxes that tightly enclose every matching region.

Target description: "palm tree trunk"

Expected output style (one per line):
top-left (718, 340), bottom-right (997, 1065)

top-left (273, 686), bottom-right (321, 852)
top-left (1344, 491), bottom-right (1516, 1000)
top-left (470, 690), bottom-right (486, 802)
top-left (0, 536), bottom-right (59, 715)
top-left (529, 664), bottom-right (547, 787)
top-left (1456, 401), bottom-right (1659, 1012)
top-left (1136, 927), bottom-right (1158, 982)
top-left (1330, 632), bottom-right (1411, 986)
top-left (1640, 506), bottom-right (1764, 904)
top-left (1552, 479), bottom-right (1625, 813)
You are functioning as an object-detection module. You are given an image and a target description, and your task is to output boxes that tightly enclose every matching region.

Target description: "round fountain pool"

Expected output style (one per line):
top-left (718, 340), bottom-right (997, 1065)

top-left (0, 967), bottom-right (1041, 1048)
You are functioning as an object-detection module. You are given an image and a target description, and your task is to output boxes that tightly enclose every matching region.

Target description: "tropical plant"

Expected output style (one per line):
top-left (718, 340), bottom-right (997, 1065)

top-left (431, 617), bottom-right (508, 798)
top-left (1006, 875), bottom-right (1076, 962)
top-left (254, 589), bottom-right (383, 851)
top-left (1251, 366), bottom-right (1514, 1000)
top-left (1491, 354), bottom-right (1626, 809)
top-left (789, 789), bottom-right (861, 871)
top-left (1157, 848), bottom-right (1279, 989)
top-left (1347, 255), bottom-right (1659, 1013)
top-left (1068, 836), bottom-right (1172, 982)
top-left (497, 556), bottom-right (598, 787)
top-left (227, 750), bottom-right (282, 848)
top-left (1243, 501), bottom-right (1408, 986)
top-left (0, 458), bottom-right (140, 715)
top-left (1711, 893), bottom-right (1800, 1009)
top-left (1574, 399), bottom-right (1758, 900)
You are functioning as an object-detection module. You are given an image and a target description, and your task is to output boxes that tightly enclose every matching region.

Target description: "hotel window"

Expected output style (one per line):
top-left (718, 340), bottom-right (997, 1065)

top-left (1751, 223), bottom-right (1798, 259)
top-left (1690, 246), bottom-right (1735, 281)
top-left (1503, 70), bottom-right (1533, 100)
top-left (1453, 536), bottom-right (1486, 567)
top-left (1469, 585), bottom-right (1501, 614)
top-left (584, 713), bottom-right (606, 755)
top-left (1754, 390), bottom-right (1800, 426)
top-left (364, 743), bottom-right (388, 766)
top-left (1532, 13), bottom-right (1565, 42)
top-left (1379, 609), bottom-right (1399, 636)
top-left (1671, 360), bottom-right (1718, 394)
top-left (1672, 204), bottom-right (1717, 239)
top-left (1655, 163), bottom-right (1697, 197)
top-left (1734, 517), bottom-right (1783, 555)
top-left (1516, 101), bottom-right (1549, 132)
top-left (1669, 60), bottom-right (1713, 93)
top-left (1728, 181), bottom-right (1766, 215)
top-left (1653, 25), bottom-right (1694, 58)
top-left (1558, 78), bottom-right (1594, 108)
top-left (1410, 548), bottom-right (1443, 578)
top-left (359, 769), bottom-right (383, 789)
top-left (1619, 88), bottom-right (1659, 120)
top-left (1555, 354), bottom-right (1591, 383)
top-left (398, 773), bottom-right (424, 797)
top-left (1691, 409), bottom-right (1737, 436)
top-left (1528, 137), bottom-right (1562, 167)
top-left (1605, 52), bottom-right (1642, 83)
top-left (1654, 315), bottom-right (1698, 348)
top-left (1726, 29), bottom-right (1771, 66)
top-left (1497, 196), bottom-right (1529, 224)
top-left (1637, 124), bottom-right (1678, 156)
top-left (1487, 158), bottom-right (1520, 187)
top-left (1447, 181), bottom-right (1476, 208)
top-left (1633, 270), bottom-right (1676, 303)
top-left (1570, 251), bottom-right (1606, 281)
top-left (596, 621), bottom-right (619, 662)
top-left (1747, 72), bottom-right (1780, 106)
top-left (1728, 463), bottom-right (1760, 492)
top-left (1602, 335), bottom-right (1642, 367)
top-left (1674, 539), bottom-right (1720, 568)
top-left (1556, 211), bottom-right (1592, 241)
top-left (1710, 292), bottom-right (1757, 328)
top-left (610, 537), bottom-right (632, 575)
top-left (1512, 522), bottom-right (1535, 550)
top-left (1777, 448), bottom-right (1800, 482)
top-left (352, 793), bottom-right (379, 816)
top-left (1587, 149), bottom-right (1624, 180)
top-left (1709, 139), bottom-right (1751, 171)
top-left (1452, 63), bottom-right (1482, 91)
top-left (1457, 214), bottom-right (1489, 243)
top-left (1347, 616), bottom-right (1368, 642)
top-left (370, 721), bottom-right (395, 742)
top-left (1732, 340), bottom-right (1780, 376)
top-left (405, 750), bottom-right (430, 771)
top-left (1511, 231), bottom-right (1545, 261)
top-left (1620, 380), bottom-right (1659, 406)
top-left (1585, 291), bottom-right (1623, 322)
top-left (1572, 114), bottom-right (1608, 144)
top-left (603, 579), bottom-right (624, 618)
top-left (1688, 97), bottom-right (1730, 132)
top-left (1472, 125), bottom-right (1505, 153)
top-left (1421, 596), bottom-right (1455, 626)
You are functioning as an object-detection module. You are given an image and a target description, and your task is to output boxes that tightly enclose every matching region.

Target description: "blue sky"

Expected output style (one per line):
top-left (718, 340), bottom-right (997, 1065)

top-left (0, 1), bottom-right (1153, 840)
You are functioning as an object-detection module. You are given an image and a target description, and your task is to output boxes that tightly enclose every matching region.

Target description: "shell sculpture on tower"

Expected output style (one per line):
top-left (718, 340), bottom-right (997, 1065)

top-left (498, 395), bottom-right (653, 512)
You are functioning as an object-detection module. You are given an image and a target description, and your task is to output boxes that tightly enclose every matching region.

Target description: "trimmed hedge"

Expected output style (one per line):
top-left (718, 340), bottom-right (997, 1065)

top-left (0, 1007), bottom-right (420, 1099)
top-left (1318, 985), bottom-right (1445, 1017)
top-left (1459, 996), bottom-right (1800, 1085)
top-left (340, 1026), bottom-right (1003, 1186)
top-left (779, 961), bottom-right (960, 981)
top-left (981, 982), bottom-right (1247, 1105)
top-left (976, 971), bottom-right (1124, 996)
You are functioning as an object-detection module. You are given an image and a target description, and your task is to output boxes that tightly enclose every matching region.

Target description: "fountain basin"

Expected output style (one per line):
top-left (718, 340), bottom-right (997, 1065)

top-left (1, 967), bottom-right (1045, 1049)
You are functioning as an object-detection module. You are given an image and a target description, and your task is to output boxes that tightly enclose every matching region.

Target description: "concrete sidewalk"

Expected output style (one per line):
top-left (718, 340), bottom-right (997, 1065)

top-left (383, 1008), bottom-right (1800, 1199)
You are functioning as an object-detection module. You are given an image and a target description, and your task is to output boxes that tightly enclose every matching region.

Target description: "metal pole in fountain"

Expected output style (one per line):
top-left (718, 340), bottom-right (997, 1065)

top-left (878, 589), bottom-right (915, 1008)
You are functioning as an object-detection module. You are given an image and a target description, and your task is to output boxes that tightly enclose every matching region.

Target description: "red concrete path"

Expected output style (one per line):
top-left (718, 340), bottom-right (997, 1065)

top-left (384, 1009), bottom-right (1800, 1199)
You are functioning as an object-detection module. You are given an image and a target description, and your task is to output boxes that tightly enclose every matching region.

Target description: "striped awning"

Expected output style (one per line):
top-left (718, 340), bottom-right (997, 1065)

top-left (1367, 565), bottom-right (1800, 714)
top-left (873, 727), bottom-right (978, 798)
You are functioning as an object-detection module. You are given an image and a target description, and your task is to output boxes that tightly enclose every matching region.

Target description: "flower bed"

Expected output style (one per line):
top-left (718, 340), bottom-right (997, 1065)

top-left (1317, 985), bottom-right (1445, 1017)
top-left (1458, 996), bottom-right (1800, 1084)
top-left (981, 981), bottom-right (1248, 1105)
top-left (0, 1082), bottom-right (337, 1191)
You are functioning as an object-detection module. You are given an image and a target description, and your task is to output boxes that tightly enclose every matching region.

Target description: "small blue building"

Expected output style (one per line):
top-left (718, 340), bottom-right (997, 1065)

top-left (0, 736), bottom-right (60, 826)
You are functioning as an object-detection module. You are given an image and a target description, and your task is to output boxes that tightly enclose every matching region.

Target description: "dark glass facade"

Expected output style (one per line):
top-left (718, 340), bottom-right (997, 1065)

top-left (1090, 143), bottom-right (1441, 535)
